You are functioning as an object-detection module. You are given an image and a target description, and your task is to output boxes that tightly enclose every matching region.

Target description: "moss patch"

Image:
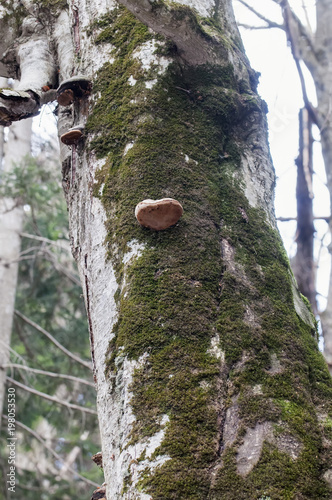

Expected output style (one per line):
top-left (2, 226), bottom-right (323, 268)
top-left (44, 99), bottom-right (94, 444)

top-left (86, 5), bottom-right (332, 498)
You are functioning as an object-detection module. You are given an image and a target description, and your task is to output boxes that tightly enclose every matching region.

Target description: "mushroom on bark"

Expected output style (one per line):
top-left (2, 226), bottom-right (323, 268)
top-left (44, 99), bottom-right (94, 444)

top-left (135, 198), bottom-right (183, 230)
top-left (57, 76), bottom-right (92, 106)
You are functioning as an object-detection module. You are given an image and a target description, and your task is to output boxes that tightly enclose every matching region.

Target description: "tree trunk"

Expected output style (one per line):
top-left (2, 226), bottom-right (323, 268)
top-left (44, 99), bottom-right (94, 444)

top-left (0, 92), bottom-right (32, 422)
top-left (307, 0), bottom-right (332, 373)
top-left (292, 107), bottom-right (316, 314)
top-left (1, 1), bottom-right (332, 498)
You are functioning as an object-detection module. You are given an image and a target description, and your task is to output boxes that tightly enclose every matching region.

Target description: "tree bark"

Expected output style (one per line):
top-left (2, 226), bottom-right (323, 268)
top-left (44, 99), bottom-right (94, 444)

top-left (292, 107), bottom-right (316, 314)
top-left (1, 1), bottom-right (332, 498)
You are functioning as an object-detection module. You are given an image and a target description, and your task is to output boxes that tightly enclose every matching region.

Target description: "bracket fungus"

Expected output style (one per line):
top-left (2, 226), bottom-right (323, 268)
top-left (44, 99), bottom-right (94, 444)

top-left (60, 125), bottom-right (84, 145)
top-left (135, 198), bottom-right (183, 230)
top-left (57, 76), bottom-right (92, 106)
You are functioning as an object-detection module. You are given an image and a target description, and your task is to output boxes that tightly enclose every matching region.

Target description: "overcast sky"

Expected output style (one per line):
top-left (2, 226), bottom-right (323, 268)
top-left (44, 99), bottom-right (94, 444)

top-left (233, 0), bottom-right (330, 311)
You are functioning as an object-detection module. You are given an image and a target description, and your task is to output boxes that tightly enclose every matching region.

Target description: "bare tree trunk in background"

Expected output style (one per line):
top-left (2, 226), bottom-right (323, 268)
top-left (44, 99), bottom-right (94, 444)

top-left (293, 107), bottom-right (316, 313)
top-left (0, 1), bottom-right (331, 498)
top-left (0, 79), bottom-right (32, 421)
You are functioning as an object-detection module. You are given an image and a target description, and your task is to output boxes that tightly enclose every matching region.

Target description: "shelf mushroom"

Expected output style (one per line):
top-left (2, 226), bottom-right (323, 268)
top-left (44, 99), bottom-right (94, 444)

top-left (60, 126), bottom-right (84, 185)
top-left (135, 198), bottom-right (183, 230)
top-left (60, 125), bottom-right (84, 145)
top-left (57, 76), bottom-right (92, 106)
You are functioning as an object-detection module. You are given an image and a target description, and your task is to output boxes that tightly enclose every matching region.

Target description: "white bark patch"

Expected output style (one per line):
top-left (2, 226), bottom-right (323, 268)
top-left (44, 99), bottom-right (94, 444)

top-left (243, 304), bottom-right (261, 329)
top-left (239, 150), bottom-right (275, 221)
top-left (123, 239), bottom-right (145, 265)
top-left (237, 422), bottom-right (303, 476)
top-left (123, 141), bottom-right (135, 155)
top-left (132, 40), bottom-right (170, 75)
top-left (145, 79), bottom-right (158, 89)
top-left (223, 396), bottom-right (240, 448)
top-left (273, 432), bottom-right (303, 460)
top-left (104, 352), bottom-right (170, 499)
top-left (126, 415), bottom-right (171, 495)
top-left (252, 384), bottom-right (263, 395)
top-left (290, 272), bottom-right (315, 328)
top-left (171, 0), bottom-right (216, 17)
top-left (237, 422), bottom-right (273, 476)
top-left (78, 0), bottom-right (117, 76)
top-left (128, 75), bottom-right (137, 86)
top-left (207, 333), bottom-right (224, 361)
top-left (121, 240), bottom-right (146, 299)
top-left (268, 353), bottom-right (283, 375)
top-left (323, 469), bottom-right (332, 488)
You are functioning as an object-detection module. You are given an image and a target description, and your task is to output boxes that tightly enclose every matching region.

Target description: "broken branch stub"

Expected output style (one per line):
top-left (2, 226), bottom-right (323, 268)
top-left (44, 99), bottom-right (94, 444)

top-left (135, 198), bottom-right (183, 230)
top-left (0, 89), bottom-right (40, 126)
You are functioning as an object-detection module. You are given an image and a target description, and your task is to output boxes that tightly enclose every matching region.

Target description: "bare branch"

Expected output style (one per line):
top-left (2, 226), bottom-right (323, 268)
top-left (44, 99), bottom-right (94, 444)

top-left (237, 0), bottom-right (284, 29)
top-left (42, 247), bottom-right (81, 286)
top-left (0, 340), bottom-right (26, 365)
top-left (14, 310), bottom-right (92, 370)
top-left (301, 0), bottom-right (313, 34)
top-left (277, 216), bottom-right (330, 222)
top-left (238, 23), bottom-right (283, 31)
top-left (2, 363), bottom-right (95, 387)
top-left (2, 415), bottom-right (100, 488)
top-left (20, 232), bottom-right (71, 251)
top-left (280, 0), bottom-right (319, 126)
top-left (6, 376), bottom-right (98, 415)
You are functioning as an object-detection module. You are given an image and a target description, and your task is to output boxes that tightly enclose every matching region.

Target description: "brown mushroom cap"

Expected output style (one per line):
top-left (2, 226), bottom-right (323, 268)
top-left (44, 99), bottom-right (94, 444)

top-left (57, 76), bottom-right (92, 106)
top-left (57, 88), bottom-right (75, 106)
top-left (135, 198), bottom-right (183, 230)
top-left (60, 128), bottom-right (83, 145)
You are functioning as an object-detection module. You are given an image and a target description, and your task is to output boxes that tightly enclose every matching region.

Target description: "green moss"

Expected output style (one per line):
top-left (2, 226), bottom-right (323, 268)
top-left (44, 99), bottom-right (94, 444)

top-left (86, 5), bottom-right (332, 498)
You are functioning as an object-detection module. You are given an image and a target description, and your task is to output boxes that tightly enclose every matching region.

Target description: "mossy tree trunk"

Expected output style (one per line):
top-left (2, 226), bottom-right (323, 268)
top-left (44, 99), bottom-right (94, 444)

top-left (1, 1), bottom-right (332, 498)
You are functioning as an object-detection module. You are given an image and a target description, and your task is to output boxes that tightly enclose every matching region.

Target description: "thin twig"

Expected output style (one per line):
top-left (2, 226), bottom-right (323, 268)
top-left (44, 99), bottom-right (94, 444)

top-left (20, 232), bottom-right (71, 251)
top-left (6, 376), bottom-right (98, 415)
top-left (238, 23), bottom-right (281, 30)
top-left (2, 364), bottom-right (95, 387)
top-left (301, 0), bottom-right (313, 34)
top-left (237, 0), bottom-right (284, 29)
top-left (0, 341), bottom-right (26, 365)
top-left (14, 310), bottom-right (92, 370)
top-left (280, 0), bottom-right (319, 126)
top-left (2, 415), bottom-right (100, 488)
top-left (277, 216), bottom-right (330, 222)
top-left (42, 247), bottom-right (81, 286)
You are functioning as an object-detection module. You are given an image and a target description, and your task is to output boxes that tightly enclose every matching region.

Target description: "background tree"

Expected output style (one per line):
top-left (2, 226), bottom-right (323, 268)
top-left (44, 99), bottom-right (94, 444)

top-left (0, 86), bottom-right (31, 424)
top-left (236, 0), bottom-right (332, 370)
top-left (0, 1), bottom-right (332, 499)
top-left (0, 137), bottom-right (102, 497)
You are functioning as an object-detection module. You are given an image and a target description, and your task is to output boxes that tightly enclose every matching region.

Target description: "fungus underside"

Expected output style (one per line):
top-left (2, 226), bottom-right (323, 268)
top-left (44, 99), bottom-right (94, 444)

top-left (86, 5), bottom-right (332, 499)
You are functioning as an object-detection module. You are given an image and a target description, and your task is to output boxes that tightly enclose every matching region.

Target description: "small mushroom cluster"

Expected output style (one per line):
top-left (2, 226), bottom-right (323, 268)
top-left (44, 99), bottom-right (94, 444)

top-left (56, 76), bottom-right (91, 187)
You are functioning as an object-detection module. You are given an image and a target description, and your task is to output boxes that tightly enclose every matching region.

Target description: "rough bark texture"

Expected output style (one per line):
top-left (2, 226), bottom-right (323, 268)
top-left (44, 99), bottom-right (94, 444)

top-left (1, 1), bottom-right (332, 498)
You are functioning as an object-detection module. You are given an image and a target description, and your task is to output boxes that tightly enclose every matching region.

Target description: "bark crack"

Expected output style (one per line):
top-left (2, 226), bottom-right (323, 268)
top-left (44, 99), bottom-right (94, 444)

top-left (84, 253), bottom-right (97, 383)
